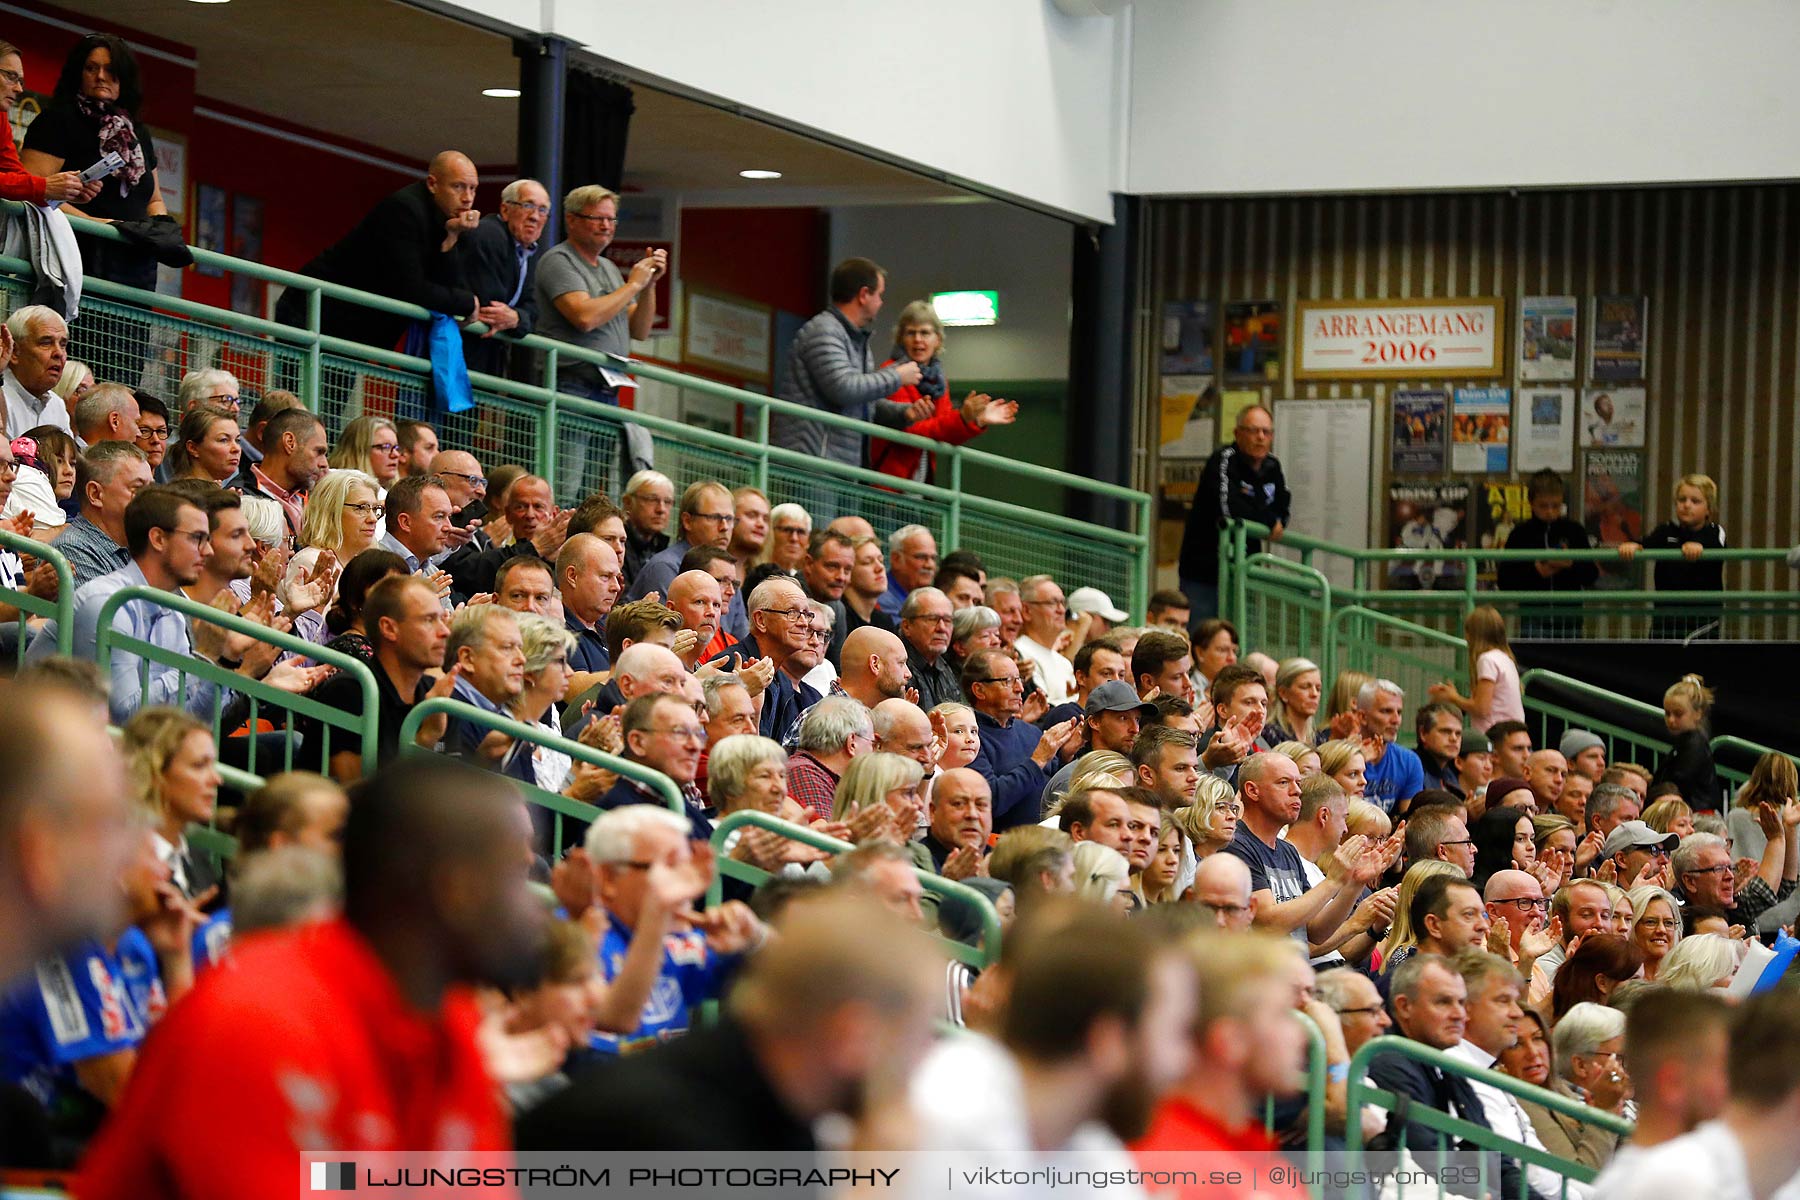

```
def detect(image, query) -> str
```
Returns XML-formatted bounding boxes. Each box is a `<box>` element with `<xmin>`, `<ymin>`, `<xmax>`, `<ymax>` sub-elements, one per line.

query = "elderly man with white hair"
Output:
<box><xmin>880</xmin><ymin>523</ymin><xmax>938</xmax><ymax>618</ymax></box>
<box><xmin>1014</xmin><ymin>574</ymin><xmax>1076</xmax><ymax>706</ymax></box>
<box><xmin>3</xmin><ymin>305</ymin><xmax>71</xmax><ymax>437</ymax></box>
<box><xmin>1357</xmin><ymin>677</ymin><xmax>1425</xmax><ymax>813</ymax></box>
<box><xmin>786</xmin><ymin>695</ymin><xmax>872</xmax><ymax>822</ymax></box>
<box><xmin>71</xmin><ymin>382</ymin><xmax>141</xmax><ymax>449</ymax></box>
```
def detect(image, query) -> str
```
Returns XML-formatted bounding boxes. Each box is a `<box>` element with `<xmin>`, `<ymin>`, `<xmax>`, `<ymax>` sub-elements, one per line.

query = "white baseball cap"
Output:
<box><xmin>1067</xmin><ymin>586</ymin><xmax>1128</xmax><ymax>624</ymax></box>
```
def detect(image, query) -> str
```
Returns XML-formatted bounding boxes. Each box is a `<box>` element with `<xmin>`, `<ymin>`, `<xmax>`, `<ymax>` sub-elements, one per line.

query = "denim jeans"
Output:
<box><xmin>556</xmin><ymin>376</ymin><xmax>619</xmax><ymax>502</ymax></box>
<box><xmin>1180</xmin><ymin>578</ymin><xmax>1221</xmax><ymax>624</ymax></box>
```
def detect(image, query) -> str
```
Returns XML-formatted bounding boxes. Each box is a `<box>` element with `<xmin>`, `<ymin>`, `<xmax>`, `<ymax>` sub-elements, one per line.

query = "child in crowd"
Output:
<box><xmin>1497</xmin><ymin>469</ymin><xmax>1597</xmax><ymax>639</ymax></box>
<box><xmin>1620</xmin><ymin>473</ymin><xmax>1726</xmax><ymax>640</ymax></box>
<box><xmin>1429</xmin><ymin>604</ymin><xmax>1525</xmax><ymax>733</ymax></box>
<box><xmin>1651</xmin><ymin>674</ymin><xmax>1722</xmax><ymax>813</ymax></box>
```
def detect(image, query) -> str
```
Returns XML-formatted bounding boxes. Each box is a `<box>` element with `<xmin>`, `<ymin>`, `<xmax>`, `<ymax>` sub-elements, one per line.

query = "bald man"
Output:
<box><xmin>871</xmin><ymin>698</ymin><xmax>934</xmax><ymax>771</ymax></box>
<box><xmin>1191</xmin><ymin>853</ymin><xmax>1256</xmax><ymax>930</ymax></box>
<box><xmin>838</xmin><ymin>625</ymin><xmax>912</xmax><ymax>710</ymax></box>
<box><xmin>924</xmin><ymin>768</ymin><xmax>993</xmax><ymax>880</ymax></box>
<box><xmin>278</xmin><ymin>149</ymin><xmax>483</xmax><ymax>349</ymax></box>
<box><xmin>826</xmin><ymin>515</ymin><xmax>876</xmax><ymax>541</ymax></box>
<box><xmin>666</xmin><ymin>569</ymin><xmax>724</xmax><ymax>669</ymax></box>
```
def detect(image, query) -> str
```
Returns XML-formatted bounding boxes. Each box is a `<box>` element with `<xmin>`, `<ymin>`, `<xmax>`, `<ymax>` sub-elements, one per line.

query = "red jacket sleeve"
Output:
<box><xmin>0</xmin><ymin>120</ymin><xmax>48</xmax><ymax>206</ymax></box>
<box><xmin>907</xmin><ymin>392</ymin><xmax>982</xmax><ymax>446</ymax></box>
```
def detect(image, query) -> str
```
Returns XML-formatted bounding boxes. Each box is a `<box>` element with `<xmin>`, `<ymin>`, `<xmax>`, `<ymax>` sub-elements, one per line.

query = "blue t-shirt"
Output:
<box><xmin>1362</xmin><ymin>743</ymin><xmax>1425</xmax><ymax>813</ymax></box>
<box><xmin>192</xmin><ymin>909</ymin><xmax>234</xmax><ymax>973</ymax></box>
<box><xmin>588</xmin><ymin>915</ymin><xmax>736</xmax><ymax>1055</ymax></box>
<box><xmin>0</xmin><ymin>929</ymin><xmax>164</xmax><ymax>1109</ymax></box>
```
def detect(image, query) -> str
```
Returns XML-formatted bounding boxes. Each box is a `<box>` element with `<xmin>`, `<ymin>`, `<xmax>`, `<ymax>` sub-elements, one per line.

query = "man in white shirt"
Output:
<box><xmin>3</xmin><ymin>305</ymin><xmax>72</xmax><ymax>438</ymax></box>
<box><xmin>1014</xmin><ymin>574</ymin><xmax>1075</xmax><ymax>705</ymax></box>
<box><xmin>1446</xmin><ymin>949</ymin><xmax>1584</xmax><ymax>1200</ymax></box>
<box><xmin>1593</xmin><ymin>988</ymin><xmax>1800</xmax><ymax>1200</ymax></box>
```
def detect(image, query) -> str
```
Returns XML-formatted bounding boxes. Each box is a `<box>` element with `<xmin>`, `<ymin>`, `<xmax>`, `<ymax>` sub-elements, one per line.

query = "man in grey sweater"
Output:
<box><xmin>772</xmin><ymin>257</ymin><xmax>930</xmax><ymax>468</ymax></box>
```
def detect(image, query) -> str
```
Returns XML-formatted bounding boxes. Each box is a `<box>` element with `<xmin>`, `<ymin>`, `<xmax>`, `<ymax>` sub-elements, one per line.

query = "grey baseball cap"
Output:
<box><xmin>1084</xmin><ymin>680</ymin><xmax>1159</xmax><ymax>719</ymax></box>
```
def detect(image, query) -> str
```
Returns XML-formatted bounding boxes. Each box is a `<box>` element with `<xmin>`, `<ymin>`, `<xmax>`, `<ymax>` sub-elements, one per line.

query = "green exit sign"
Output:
<box><xmin>931</xmin><ymin>290</ymin><xmax>999</xmax><ymax>327</ymax></box>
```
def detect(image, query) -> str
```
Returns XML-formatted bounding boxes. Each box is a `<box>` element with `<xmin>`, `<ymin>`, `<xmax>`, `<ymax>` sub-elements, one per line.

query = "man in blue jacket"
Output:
<box><xmin>961</xmin><ymin>647</ymin><xmax>1080</xmax><ymax>831</ymax></box>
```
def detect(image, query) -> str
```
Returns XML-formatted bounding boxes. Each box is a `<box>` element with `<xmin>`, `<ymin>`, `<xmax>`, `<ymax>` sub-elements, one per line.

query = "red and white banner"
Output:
<box><xmin>1296</xmin><ymin>298</ymin><xmax>1504</xmax><ymax>379</ymax></box>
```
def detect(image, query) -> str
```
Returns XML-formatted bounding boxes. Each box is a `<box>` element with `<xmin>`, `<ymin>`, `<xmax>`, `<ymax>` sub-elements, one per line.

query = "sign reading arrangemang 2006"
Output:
<box><xmin>1296</xmin><ymin>297</ymin><xmax>1505</xmax><ymax>379</ymax></box>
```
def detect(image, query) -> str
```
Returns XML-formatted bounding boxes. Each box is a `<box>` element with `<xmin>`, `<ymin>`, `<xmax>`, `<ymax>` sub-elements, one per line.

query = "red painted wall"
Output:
<box><xmin>679</xmin><ymin>207</ymin><xmax>825</xmax><ymax>318</ymax></box>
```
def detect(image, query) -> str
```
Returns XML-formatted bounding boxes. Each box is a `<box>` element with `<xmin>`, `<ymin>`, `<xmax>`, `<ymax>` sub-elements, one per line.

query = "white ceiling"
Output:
<box><xmin>47</xmin><ymin>0</ymin><xmax>972</xmax><ymax>203</ymax></box>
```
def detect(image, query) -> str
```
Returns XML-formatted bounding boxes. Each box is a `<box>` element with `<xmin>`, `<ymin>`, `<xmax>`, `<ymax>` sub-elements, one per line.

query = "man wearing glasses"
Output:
<box><xmin>1176</xmin><ymin>402</ymin><xmax>1290</xmax><ymax>622</ymax></box>
<box><xmin>1013</xmin><ymin>574</ymin><xmax>1075</xmax><ymax>706</ymax></box>
<box><xmin>534</xmin><ymin>183</ymin><xmax>666</xmax><ymax>498</ymax></box>
<box><xmin>452</xmin><ymin>178</ymin><xmax>548</xmax><ymax>378</ymax></box>
<box><xmin>1672</xmin><ymin>825</ymin><xmax>1797</xmax><ymax>939</ymax></box>
<box><xmin>1482</xmin><ymin>870</ymin><xmax>1557</xmax><ymax>976</ymax></box>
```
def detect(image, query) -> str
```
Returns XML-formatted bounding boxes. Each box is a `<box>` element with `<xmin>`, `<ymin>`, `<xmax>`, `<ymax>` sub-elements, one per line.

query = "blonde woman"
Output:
<box><xmin>168</xmin><ymin>403</ymin><xmax>241</xmax><ymax>484</ymax></box>
<box><xmin>511</xmin><ymin>612</ymin><xmax>577</xmax><ymax>793</ymax></box>
<box><xmin>708</xmin><ymin>733</ymin><xmax>829</xmax><ymax>875</ymax></box>
<box><xmin>1073</xmin><ymin>841</ymin><xmax>1133</xmax><ymax>912</ymax></box>
<box><xmin>51</xmin><ymin>359</ymin><xmax>93</xmax><ymax>404</ymax></box>
<box><xmin>1428</xmin><ymin>604</ymin><xmax>1524</xmax><ymax>732</ymax></box>
<box><xmin>1176</xmin><ymin>773</ymin><xmax>1241</xmax><ymax>860</ymax></box>
<box><xmin>832</xmin><ymin>751</ymin><xmax>930</xmax><ymax>871</ymax></box>
<box><xmin>1626</xmin><ymin>885</ymin><xmax>1682</xmax><ymax>980</ymax></box>
<box><xmin>1658</xmin><ymin>933</ymin><xmax>1742</xmax><ymax>992</ymax></box>
<box><xmin>1270</xmin><ymin>739</ymin><xmax>1321</xmax><ymax>777</ymax></box>
<box><xmin>1641</xmin><ymin>796</ymin><xmax>1694</xmax><ymax>839</ymax></box>
<box><xmin>284</xmin><ymin>469</ymin><xmax>378</xmax><ymax>641</ymax></box>
<box><xmin>123</xmin><ymin>707</ymin><xmax>223</xmax><ymax>901</ymax></box>
<box><xmin>1321</xmin><ymin>669</ymin><xmax>1372</xmax><ymax>744</ymax></box>
<box><xmin>1376</xmin><ymin>859</ymin><xmax>1465</xmax><ymax>975</ymax></box>
<box><xmin>329</xmin><ymin>415</ymin><xmax>402</xmax><ymax>541</ymax></box>
<box><xmin>1267</xmin><ymin>657</ymin><xmax>1323</xmax><ymax>743</ymax></box>
<box><xmin>1318</xmin><ymin>737</ymin><xmax>1368</xmax><ymax>801</ymax></box>
<box><xmin>1727</xmin><ymin>751</ymin><xmax>1797</xmax><ymax>880</ymax></box>
<box><xmin>1345</xmin><ymin>799</ymin><xmax>1393</xmax><ymax>841</ymax></box>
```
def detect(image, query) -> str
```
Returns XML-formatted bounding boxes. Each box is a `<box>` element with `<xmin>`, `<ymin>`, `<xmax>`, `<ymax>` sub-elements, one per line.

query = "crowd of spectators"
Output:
<box><xmin>1</xmin><ymin>106</ymin><xmax>1798</xmax><ymax>1200</ymax></box>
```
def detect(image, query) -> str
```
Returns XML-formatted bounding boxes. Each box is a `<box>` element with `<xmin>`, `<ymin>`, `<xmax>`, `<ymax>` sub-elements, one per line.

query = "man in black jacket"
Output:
<box><xmin>275</xmin><ymin>151</ymin><xmax>485</xmax><ymax>351</ymax></box>
<box><xmin>1177</xmin><ymin>403</ymin><xmax>1290</xmax><ymax>622</ymax></box>
<box><xmin>515</xmin><ymin>892</ymin><xmax>940</xmax><ymax>1149</ymax></box>
<box><xmin>452</xmin><ymin>178</ymin><xmax>547</xmax><ymax>378</ymax></box>
<box><xmin>1370</xmin><ymin>953</ymin><xmax>1544</xmax><ymax>1200</ymax></box>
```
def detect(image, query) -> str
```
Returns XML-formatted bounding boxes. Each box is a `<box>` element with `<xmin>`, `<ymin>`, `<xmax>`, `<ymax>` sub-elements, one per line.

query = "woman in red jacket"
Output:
<box><xmin>0</xmin><ymin>41</ymin><xmax>100</xmax><ymax>205</ymax></box>
<box><xmin>869</xmin><ymin>299</ymin><xmax>1018</xmax><ymax>482</ymax></box>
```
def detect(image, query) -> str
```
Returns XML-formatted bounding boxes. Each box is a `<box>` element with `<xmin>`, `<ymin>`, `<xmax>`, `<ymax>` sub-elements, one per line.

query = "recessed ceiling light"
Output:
<box><xmin>482</xmin><ymin>87</ymin><xmax>522</xmax><ymax>99</ymax></box>
<box><xmin>739</xmin><ymin>169</ymin><xmax>782</xmax><ymax>180</ymax></box>
<box><xmin>186</xmin><ymin>0</ymin><xmax>231</xmax><ymax>5</ymax></box>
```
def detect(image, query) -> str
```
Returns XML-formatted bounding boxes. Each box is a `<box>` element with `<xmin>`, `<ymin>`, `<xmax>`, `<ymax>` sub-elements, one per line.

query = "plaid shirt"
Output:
<box><xmin>787</xmin><ymin>750</ymin><xmax>841</xmax><ymax>822</ymax></box>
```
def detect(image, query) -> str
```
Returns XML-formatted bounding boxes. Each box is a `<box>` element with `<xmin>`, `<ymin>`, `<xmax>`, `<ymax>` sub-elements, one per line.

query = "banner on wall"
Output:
<box><xmin>1160</xmin><ymin>301</ymin><xmax>1216</xmax><ymax>374</ymax></box>
<box><xmin>1272</xmin><ymin>398</ymin><xmax>1372</xmax><ymax>590</ymax></box>
<box><xmin>1452</xmin><ymin>386</ymin><xmax>1511</xmax><ymax>473</ymax></box>
<box><xmin>1222</xmin><ymin>301</ymin><xmax>1282</xmax><ymax>381</ymax></box>
<box><xmin>1158</xmin><ymin>458</ymin><xmax>1206</xmax><ymax>567</ymax></box>
<box><xmin>1580</xmin><ymin>387</ymin><xmax>1646</xmax><ymax>447</ymax></box>
<box><xmin>1589</xmin><ymin>295</ymin><xmax>1649</xmax><ymax>381</ymax></box>
<box><xmin>682</xmin><ymin>289</ymin><xmax>772</xmax><ymax>381</ymax></box>
<box><xmin>1473</xmin><ymin>480</ymin><xmax>1531</xmax><ymax>588</ymax></box>
<box><xmin>1159</xmin><ymin>375</ymin><xmax>1217</xmax><ymax>458</ymax></box>
<box><xmin>1584</xmin><ymin>449</ymin><xmax>1646</xmax><ymax>589</ymax></box>
<box><xmin>1514</xmin><ymin>387</ymin><xmax>1575</xmax><ymax>472</ymax></box>
<box><xmin>1518</xmin><ymin>295</ymin><xmax>1577</xmax><ymax>381</ymax></box>
<box><xmin>1391</xmin><ymin>388</ymin><xmax>1449</xmax><ymax>474</ymax></box>
<box><xmin>1387</xmin><ymin>480</ymin><xmax>1470</xmax><ymax>591</ymax></box>
<box><xmin>1295</xmin><ymin>297</ymin><xmax>1504</xmax><ymax>379</ymax></box>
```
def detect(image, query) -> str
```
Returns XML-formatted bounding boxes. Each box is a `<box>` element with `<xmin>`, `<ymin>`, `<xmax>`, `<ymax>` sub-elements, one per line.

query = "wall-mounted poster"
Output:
<box><xmin>1223</xmin><ymin>300</ymin><xmax>1282</xmax><ymax>381</ymax></box>
<box><xmin>194</xmin><ymin>184</ymin><xmax>226</xmax><ymax>279</ymax></box>
<box><xmin>1160</xmin><ymin>301</ymin><xmax>1216</xmax><ymax>374</ymax></box>
<box><xmin>1590</xmin><ymin>295</ymin><xmax>1649</xmax><ymax>381</ymax></box>
<box><xmin>1473</xmin><ymin>480</ymin><xmax>1531</xmax><ymax>589</ymax></box>
<box><xmin>1220</xmin><ymin>389</ymin><xmax>1262</xmax><ymax>444</ymax></box>
<box><xmin>1518</xmin><ymin>295</ymin><xmax>1577</xmax><ymax>381</ymax></box>
<box><xmin>1387</xmin><ymin>480</ymin><xmax>1470</xmax><ymax>591</ymax></box>
<box><xmin>1584</xmin><ymin>449</ymin><xmax>1646</xmax><ymax>589</ymax></box>
<box><xmin>1452</xmin><ymin>386</ymin><xmax>1511</xmax><ymax>473</ymax></box>
<box><xmin>1158</xmin><ymin>458</ymin><xmax>1206</xmax><ymax>567</ymax></box>
<box><xmin>1580</xmin><ymin>387</ymin><xmax>1646</xmax><ymax>448</ymax></box>
<box><xmin>229</xmin><ymin>195</ymin><xmax>264</xmax><ymax>317</ymax></box>
<box><xmin>1295</xmin><ymin>297</ymin><xmax>1504</xmax><ymax>379</ymax></box>
<box><xmin>1391</xmin><ymin>388</ymin><xmax>1449</xmax><ymax>473</ymax></box>
<box><xmin>1514</xmin><ymin>387</ymin><xmax>1575</xmax><ymax>472</ymax></box>
<box><xmin>1159</xmin><ymin>375</ymin><xmax>1217</xmax><ymax>458</ymax></box>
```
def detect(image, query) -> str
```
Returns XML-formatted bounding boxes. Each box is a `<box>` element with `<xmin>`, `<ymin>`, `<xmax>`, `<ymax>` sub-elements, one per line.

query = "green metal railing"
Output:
<box><xmin>1258</xmin><ymin>1011</ymin><xmax>1328</xmax><ymax>1197</ymax></box>
<box><xmin>0</xmin><ymin>530</ymin><xmax>72</xmax><ymax>666</ymax></box>
<box><xmin>398</xmin><ymin>696</ymin><xmax>683</xmax><ymax>854</ymax></box>
<box><xmin>93</xmin><ymin>585</ymin><xmax>378</xmax><ymax>774</ymax></box>
<box><xmin>706</xmin><ymin>809</ymin><xmax>1001</xmax><ymax>969</ymax></box>
<box><xmin>1346</xmin><ymin>1036</ymin><xmax>1632</xmax><ymax>1199</ymax></box>
<box><xmin>2</xmin><ymin>204</ymin><xmax>1152</xmax><ymax>615</ymax></box>
<box><xmin>1221</xmin><ymin>520</ymin><xmax>1796</xmax><ymax>643</ymax></box>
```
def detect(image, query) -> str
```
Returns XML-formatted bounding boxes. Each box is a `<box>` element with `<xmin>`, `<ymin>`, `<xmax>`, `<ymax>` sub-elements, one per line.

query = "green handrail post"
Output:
<box><xmin>0</xmin><ymin>530</ymin><xmax>73</xmax><ymax>660</ymax></box>
<box><xmin>752</xmin><ymin>404</ymin><xmax>771</xmax><ymax>493</ymax></box>
<box><xmin>397</xmin><ymin>695</ymin><xmax>684</xmax><ymax>813</ymax></box>
<box><xmin>93</xmin><ymin>585</ymin><xmax>380</xmax><ymax>774</ymax></box>
<box><xmin>944</xmin><ymin>448</ymin><xmax>963</xmax><ymax>550</ymax></box>
<box><xmin>541</xmin><ymin>344</ymin><xmax>560</xmax><ymax>489</ymax></box>
<box><xmin>1298</xmin><ymin>1010</ymin><xmax>1326</xmax><ymax>1197</ymax></box>
<box><xmin>705</xmin><ymin>809</ymin><xmax>1001</xmax><ymax>969</ymax></box>
<box><xmin>303</xmin><ymin>286</ymin><xmax>322</xmax><ymax>409</ymax></box>
<box><xmin>1134</xmin><ymin>491</ymin><xmax>1154</xmax><ymax>620</ymax></box>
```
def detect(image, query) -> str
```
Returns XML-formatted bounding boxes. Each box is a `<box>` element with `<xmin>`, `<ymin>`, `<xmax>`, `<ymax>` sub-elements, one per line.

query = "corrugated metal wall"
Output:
<box><xmin>1143</xmin><ymin>187</ymin><xmax>1799</xmax><ymax>608</ymax></box>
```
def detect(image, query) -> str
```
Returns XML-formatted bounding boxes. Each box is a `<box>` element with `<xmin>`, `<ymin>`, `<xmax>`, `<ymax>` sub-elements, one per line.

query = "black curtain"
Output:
<box><xmin>560</xmin><ymin>71</ymin><xmax>634</xmax><ymax>191</ymax></box>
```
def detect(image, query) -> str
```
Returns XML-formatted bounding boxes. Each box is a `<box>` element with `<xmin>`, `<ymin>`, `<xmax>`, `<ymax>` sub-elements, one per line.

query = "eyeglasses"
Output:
<box><xmin>1637</xmin><ymin>917</ymin><xmax>1680</xmax><ymax>930</ymax></box>
<box><xmin>651</xmin><ymin>726</ymin><xmax>707</xmax><ymax>743</ymax></box>
<box><xmin>136</xmin><ymin>426</ymin><xmax>169</xmax><ymax>442</ymax></box>
<box><xmin>975</xmin><ymin>675</ymin><xmax>1023</xmax><ymax>687</ymax></box>
<box><xmin>438</xmin><ymin>470</ymin><xmax>486</xmax><ymax>488</ymax></box>
<box><xmin>504</xmin><ymin>201</ymin><xmax>551</xmax><ymax>217</ymax></box>
<box><xmin>370</xmin><ymin>442</ymin><xmax>400</xmax><ymax>455</ymax></box>
<box><xmin>344</xmin><ymin>503</ymin><xmax>385</xmax><ymax>517</ymax></box>
<box><xmin>693</xmin><ymin>512</ymin><xmax>736</xmax><ymax>524</ymax></box>
<box><xmin>159</xmin><ymin>527</ymin><xmax>210</xmax><ymax>549</ymax></box>
<box><xmin>0</xmin><ymin>69</ymin><xmax>23</xmax><ymax>88</ymax></box>
<box><xmin>570</xmin><ymin>212</ymin><xmax>618</xmax><ymax>226</ymax></box>
<box><xmin>761</xmin><ymin>607</ymin><xmax>809</xmax><ymax>621</ymax></box>
<box><xmin>1334</xmin><ymin>1005</ymin><xmax>1386</xmax><ymax>1017</ymax></box>
<box><xmin>775</xmin><ymin>524</ymin><xmax>810</xmax><ymax>536</ymax></box>
<box><xmin>1438</xmin><ymin>837</ymin><xmax>1475</xmax><ymax>847</ymax></box>
<box><xmin>1195</xmin><ymin>900</ymin><xmax>1252</xmax><ymax>916</ymax></box>
<box><xmin>1027</xmin><ymin>598</ymin><xmax>1067</xmax><ymax>609</ymax></box>
<box><xmin>1493</xmin><ymin>897</ymin><xmax>1551</xmax><ymax>912</ymax></box>
<box><xmin>908</xmin><ymin>614</ymin><xmax>953</xmax><ymax>625</ymax></box>
<box><xmin>1683</xmin><ymin>864</ymin><xmax>1733</xmax><ymax>878</ymax></box>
